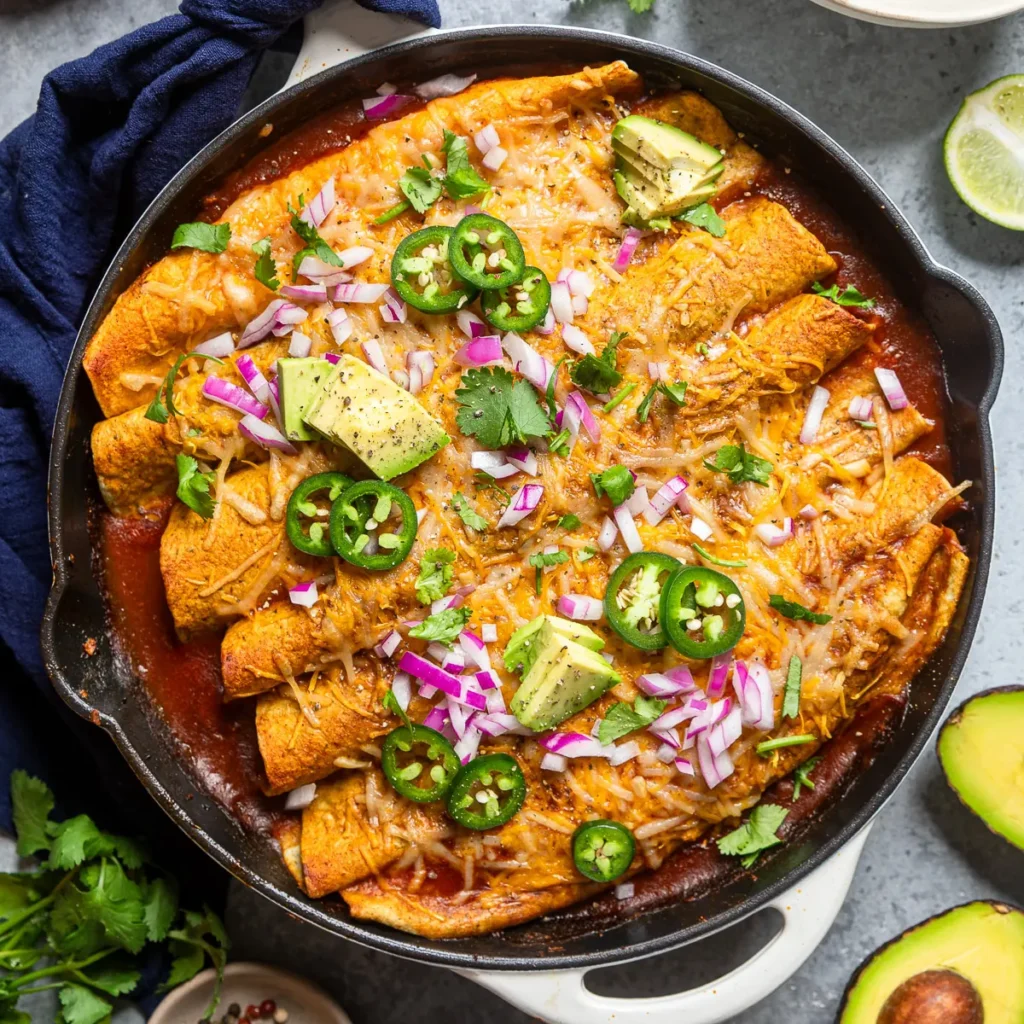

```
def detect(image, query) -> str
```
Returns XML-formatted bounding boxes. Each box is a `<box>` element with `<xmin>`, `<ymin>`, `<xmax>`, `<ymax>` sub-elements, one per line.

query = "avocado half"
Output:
<box><xmin>838</xmin><ymin>901</ymin><xmax>1024</xmax><ymax>1023</ymax></box>
<box><xmin>938</xmin><ymin>686</ymin><xmax>1024</xmax><ymax>851</ymax></box>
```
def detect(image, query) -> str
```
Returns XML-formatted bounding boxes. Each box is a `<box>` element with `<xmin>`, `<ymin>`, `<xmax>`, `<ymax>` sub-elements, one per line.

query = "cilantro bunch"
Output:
<box><xmin>0</xmin><ymin>772</ymin><xmax>229</xmax><ymax>1024</ymax></box>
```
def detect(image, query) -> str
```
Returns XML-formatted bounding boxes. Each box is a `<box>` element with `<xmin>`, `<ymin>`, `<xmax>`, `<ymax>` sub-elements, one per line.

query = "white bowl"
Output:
<box><xmin>810</xmin><ymin>0</ymin><xmax>1024</xmax><ymax>26</ymax></box>
<box><xmin>149</xmin><ymin>962</ymin><xmax>351</xmax><ymax>1024</ymax></box>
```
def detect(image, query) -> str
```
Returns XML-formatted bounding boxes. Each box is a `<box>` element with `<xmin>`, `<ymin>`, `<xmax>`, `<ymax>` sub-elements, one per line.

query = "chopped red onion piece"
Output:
<box><xmin>625</xmin><ymin>484</ymin><xmax>650</xmax><ymax>519</ymax></box>
<box><xmin>608</xmin><ymin>740</ymin><xmax>640</xmax><ymax>766</ymax></box>
<box><xmin>193</xmin><ymin>332</ymin><xmax>235</xmax><ymax>358</ymax></box>
<box><xmin>374</xmin><ymin>629</ymin><xmax>402</xmax><ymax>659</ymax></box>
<box><xmin>398</xmin><ymin>652</ymin><xmax>487</xmax><ymax>710</ymax></box>
<box><xmin>615</xmin><ymin>881</ymin><xmax>635</xmax><ymax>900</ymax></box>
<box><xmin>287</xmin><ymin>332</ymin><xmax>313</xmax><ymax>358</ymax></box>
<box><xmin>415</xmin><ymin>73</ymin><xmax>477</xmax><ymax>100</ymax></box>
<box><xmin>645</xmin><ymin>476</ymin><xmax>689</xmax><ymax>526</ymax></box>
<box><xmin>597</xmin><ymin>516</ymin><xmax>618</xmax><ymax>552</ymax></box>
<box><xmin>497</xmin><ymin>483</ymin><xmax>543</xmax><ymax>528</ymax></box>
<box><xmin>422</xmin><ymin>704</ymin><xmax>449</xmax><ymax>734</ymax></box>
<box><xmin>674</xmin><ymin>756</ymin><xmax>696</xmax><ymax>777</ymax></box>
<box><xmin>799</xmin><ymin>385</ymin><xmax>830</xmax><ymax>444</ymax></box>
<box><xmin>240</xmin><ymin>299</ymin><xmax>287</xmax><ymax>348</ymax></box>
<box><xmin>459</xmin><ymin>632</ymin><xmax>491</xmax><ymax>671</ymax></box>
<box><xmin>571</xmin><ymin>293</ymin><xmax>588</xmax><ymax>317</ymax></box>
<box><xmin>235</xmin><ymin>354</ymin><xmax>271</xmax><ymax>405</ymax></box>
<box><xmin>338</xmin><ymin>246</ymin><xmax>374</xmax><ymax>269</ymax></box>
<box><xmin>298</xmin><ymin>177</ymin><xmax>336</xmax><ymax>229</ymax></box>
<box><xmin>455</xmin><ymin>335</ymin><xmax>504</xmax><ymax>366</ymax></box>
<box><xmin>690</xmin><ymin>516</ymin><xmax>713</xmax><ymax>542</ymax></box>
<box><xmin>455</xmin><ymin>725</ymin><xmax>483</xmax><ymax>764</ymax></box>
<box><xmin>280</xmin><ymin>282</ymin><xmax>328</xmax><ymax>303</ymax></box>
<box><xmin>549</xmin><ymin>281</ymin><xmax>574</xmax><ymax>324</ymax></box>
<box><xmin>269</xmin><ymin>303</ymin><xmax>308</xmax><ymax>337</ymax></box>
<box><xmin>535</xmin><ymin>307</ymin><xmax>556</xmax><ymax>336</ymax></box>
<box><xmin>754</xmin><ymin>519</ymin><xmax>794</xmax><ymax>547</ymax></box>
<box><xmin>565</xmin><ymin>391</ymin><xmax>600</xmax><ymax>441</ymax></box>
<box><xmin>379</xmin><ymin>288</ymin><xmax>407</xmax><ymax>324</ymax></box>
<box><xmin>697</xmin><ymin>735</ymin><xmax>734</xmax><ymax>788</ymax></box>
<box><xmin>874</xmin><ymin>367</ymin><xmax>909</xmax><ymax>410</ymax></box>
<box><xmin>612</xmin><ymin>227</ymin><xmax>643</xmax><ymax>273</ymax></box>
<box><xmin>361</xmin><ymin>339</ymin><xmax>388</xmax><ymax>375</ymax></box>
<box><xmin>389</xmin><ymin>673</ymin><xmax>411</xmax><ymax>712</ymax></box>
<box><xmin>481</xmin><ymin>624</ymin><xmax>498</xmax><ymax>643</ymax></box>
<box><xmin>362</xmin><ymin>93</ymin><xmax>412</xmax><ymax>118</ymax></box>
<box><xmin>238</xmin><ymin>413</ymin><xmax>297</xmax><ymax>453</ymax></box>
<box><xmin>666</xmin><ymin>666</ymin><xmax>698</xmax><ymax>691</ymax></box>
<box><xmin>656</xmin><ymin>743</ymin><xmax>677</xmax><ymax>764</ymax></box>
<box><xmin>557</xmin><ymin>594</ymin><xmax>603</xmax><ymax>621</ymax></box>
<box><xmin>288</xmin><ymin>580</ymin><xmax>318</xmax><ymax>608</ymax></box>
<box><xmin>471</xmin><ymin>450</ymin><xmax>517</xmax><ymax>479</ymax></box>
<box><xmin>202</xmin><ymin>376</ymin><xmax>269</xmax><ymax>419</ymax></box>
<box><xmin>457</xmin><ymin>309</ymin><xmax>487</xmax><ymax>338</ymax></box>
<box><xmin>326</xmin><ymin>307</ymin><xmax>352</xmax><ymax>346</ymax></box>
<box><xmin>848</xmin><ymin>395</ymin><xmax>874</xmax><ymax>420</ymax></box>
<box><xmin>561</xmin><ymin>324</ymin><xmax>594</xmax><ymax>356</ymax></box>
<box><xmin>431</xmin><ymin>594</ymin><xmax>463</xmax><ymax>616</ymax></box>
<box><xmin>638</xmin><ymin>672</ymin><xmax>691</xmax><ymax>699</ymax></box>
<box><xmin>406</xmin><ymin>350</ymin><xmax>435</xmax><ymax>395</ymax></box>
<box><xmin>474</xmin><ymin>670</ymin><xmax>499</xmax><ymax>692</ymax></box>
<box><xmin>565</xmin><ymin>270</ymin><xmax>595</xmax><ymax>298</ymax></box>
<box><xmin>540</xmin><ymin>732</ymin><xmax>605</xmax><ymax>758</ymax></box>
<box><xmin>376</xmin><ymin>82</ymin><xmax>397</xmax><ymax>96</ymax></box>
<box><xmin>482</xmin><ymin>147</ymin><xmax>508</xmax><ymax>171</ymax></box>
<box><xmin>708</xmin><ymin>654</ymin><xmax>733</xmax><ymax>698</ymax></box>
<box><xmin>284</xmin><ymin>783</ymin><xmax>317</xmax><ymax>810</ymax></box>
<box><xmin>297</xmin><ymin>255</ymin><xmax>351</xmax><ymax>284</ymax></box>
<box><xmin>474</xmin><ymin>124</ymin><xmax>500</xmax><ymax>153</ymax></box>
<box><xmin>333</xmin><ymin>282</ymin><xmax>390</xmax><ymax>304</ymax></box>
<box><xmin>738</xmin><ymin>660</ymin><xmax>775</xmax><ymax>731</ymax></box>
<box><xmin>648</xmin><ymin>361</ymin><xmax>667</xmax><ymax>381</ymax></box>
<box><xmin>613</xmin><ymin>504</ymin><xmax>643</xmax><ymax>554</ymax></box>
<box><xmin>540</xmin><ymin>752</ymin><xmax>568</xmax><ymax>772</ymax></box>
<box><xmin>505</xmin><ymin>448</ymin><xmax>538</xmax><ymax>475</ymax></box>
<box><xmin>442</xmin><ymin>649</ymin><xmax>467</xmax><ymax>675</ymax></box>
<box><xmin>502</xmin><ymin>332</ymin><xmax>553</xmax><ymax>391</ymax></box>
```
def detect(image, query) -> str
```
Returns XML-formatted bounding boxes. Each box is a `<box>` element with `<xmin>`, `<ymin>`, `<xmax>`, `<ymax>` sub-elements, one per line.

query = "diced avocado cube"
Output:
<box><xmin>302</xmin><ymin>354</ymin><xmax>449</xmax><ymax>480</ymax></box>
<box><xmin>612</xmin><ymin>115</ymin><xmax>723</xmax><ymax>173</ymax></box>
<box><xmin>278</xmin><ymin>357</ymin><xmax>333</xmax><ymax>441</ymax></box>
<box><xmin>503</xmin><ymin>614</ymin><xmax>605</xmax><ymax>675</ymax></box>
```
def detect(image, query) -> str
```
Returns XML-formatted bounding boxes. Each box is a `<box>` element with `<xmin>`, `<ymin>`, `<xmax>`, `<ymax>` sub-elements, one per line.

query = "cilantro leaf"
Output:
<box><xmin>175</xmin><ymin>455</ymin><xmax>216</xmax><ymax>520</ymax></box>
<box><xmin>528</xmin><ymin>549</ymin><xmax>569</xmax><ymax>594</ymax></box>
<box><xmin>58</xmin><ymin>983</ymin><xmax>112</xmax><ymax>1024</ymax></box>
<box><xmin>636</xmin><ymin>384</ymin><xmax>659</xmax><ymax>424</ymax></box>
<box><xmin>769</xmin><ymin>595</ymin><xmax>832</xmax><ymax>625</ymax></box>
<box><xmin>792</xmin><ymin>755</ymin><xmax>822</xmax><ymax>800</ymax></box>
<box><xmin>598</xmin><ymin>696</ymin><xmax>666</xmax><ymax>745</ymax></box>
<box><xmin>252</xmin><ymin>236</ymin><xmax>279</xmax><ymax>291</ymax></box>
<box><xmin>455</xmin><ymin>367</ymin><xmax>550</xmax><ymax>449</ymax></box>
<box><xmin>289</xmin><ymin>201</ymin><xmax>343</xmax><ymax>277</ymax></box>
<box><xmin>452</xmin><ymin>492</ymin><xmax>488</xmax><ymax>531</ymax></box>
<box><xmin>163</xmin><ymin>907</ymin><xmax>230</xmax><ymax>1019</ymax></box>
<box><xmin>703</xmin><ymin>442</ymin><xmax>774</xmax><ymax>486</ymax></box>
<box><xmin>559</xmin><ymin>514</ymin><xmax>581</xmax><ymax>530</ymax></box>
<box><xmin>47</xmin><ymin>816</ymin><xmax>113</xmax><ymax>870</ymax></box>
<box><xmin>163</xmin><ymin>943</ymin><xmax>205</xmax><ymax>990</ymax></box>
<box><xmin>142</xmin><ymin>877</ymin><xmax>178</xmax><ymax>943</ymax></box>
<box><xmin>77</xmin><ymin>858</ymin><xmax>148</xmax><ymax>954</ymax></box>
<box><xmin>399</xmin><ymin>166</ymin><xmax>443</xmax><ymax>213</ymax></box>
<box><xmin>442</xmin><ymin>130</ymin><xmax>491</xmax><ymax>200</ymax></box>
<box><xmin>591</xmin><ymin>465</ymin><xmax>635</xmax><ymax>507</ymax></box>
<box><xmin>382</xmin><ymin>689</ymin><xmax>412</xmax><ymax>731</ymax></box>
<box><xmin>80</xmin><ymin>962</ymin><xmax>142</xmax><ymax>997</ymax></box>
<box><xmin>171</xmin><ymin>222</ymin><xmax>230</xmax><ymax>254</ymax></box>
<box><xmin>11</xmin><ymin>771</ymin><xmax>54</xmax><ymax>857</ymax></box>
<box><xmin>659</xmin><ymin>381</ymin><xmax>688</xmax><ymax>405</ymax></box>
<box><xmin>811</xmin><ymin>281</ymin><xmax>875</xmax><ymax>308</ymax></box>
<box><xmin>626</xmin><ymin>0</ymin><xmax>655</xmax><ymax>10</ymax></box>
<box><xmin>144</xmin><ymin>353</ymin><xmax>188</xmax><ymax>424</ymax></box>
<box><xmin>680</xmin><ymin>202</ymin><xmax>726</xmax><ymax>238</ymax></box>
<box><xmin>570</xmin><ymin>331</ymin><xmax>624</xmax><ymax>394</ymax></box>
<box><xmin>409</xmin><ymin>607</ymin><xmax>472</xmax><ymax>647</ymax></box>
<box><xmin>415</xmin><ymin>548</ymin><xmax>456</xmax><ymax>605</ymax></box>
<box><xmin>0</xmin><ymin>872</ymin><xmax>43</xmax><ymax>918</ymax></box>
<box><xmin>717</xmin><ymin>803</ymin><xmax>789</xmax><ymax>862</ymax></box>
<box><xmin>783</xmin><ymin>655</ymin><xmax>803</xmax><ymax>719</ymax></box>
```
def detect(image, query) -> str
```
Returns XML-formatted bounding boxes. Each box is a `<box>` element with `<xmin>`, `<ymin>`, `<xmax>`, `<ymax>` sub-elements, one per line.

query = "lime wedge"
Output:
<box><xmin>944</xmin><ymin>74</ymin><xmax>1024</xmax><ymax>230</ymax></box>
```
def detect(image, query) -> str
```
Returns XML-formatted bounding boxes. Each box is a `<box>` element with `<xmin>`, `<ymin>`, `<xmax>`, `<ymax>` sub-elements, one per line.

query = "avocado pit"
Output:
<box><xmin>877</xmin><ymin>970</ymin><xmax>983</xmax><ymax>1024</ymax></box>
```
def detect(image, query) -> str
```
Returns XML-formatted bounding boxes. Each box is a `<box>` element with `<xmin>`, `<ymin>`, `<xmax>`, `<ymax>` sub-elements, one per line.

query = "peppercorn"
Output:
<box><xmin>260</xmin><ymin>1001</ymin><xmax>276</xmax><ymax>1017</ymax></box>
<box><xmin>245</xmin><ymin>1007</ymin><xmax>260</xmax><ymax>1020</ymax></box>
<box><xmin>228</xmin><ymin>1006</ymin><xmax>241</xmax><ymax>1018</ymax></box>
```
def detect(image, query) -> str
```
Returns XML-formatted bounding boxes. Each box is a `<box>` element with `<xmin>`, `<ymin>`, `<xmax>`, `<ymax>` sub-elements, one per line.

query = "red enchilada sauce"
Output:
<box><xmin>97</xmin><ymin>87</ymin><xmax>957</xmax><ymax>910</ymax></box>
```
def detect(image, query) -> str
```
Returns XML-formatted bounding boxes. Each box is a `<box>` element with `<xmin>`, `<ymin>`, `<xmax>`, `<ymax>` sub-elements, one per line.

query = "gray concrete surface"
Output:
<box><xmin>2</xmin><ymin>0</ymin><xmax>1023</xmax><ymax>1020</ymax></box>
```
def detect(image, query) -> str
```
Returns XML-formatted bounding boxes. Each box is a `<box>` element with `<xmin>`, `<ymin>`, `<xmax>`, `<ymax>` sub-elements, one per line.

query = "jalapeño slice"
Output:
<box><xmin>603</xmin><ymin>552</ymin><xmax>682</xmax><ymax>651</ymax></box>
<box><xmin>449</xmin><ymin>213</ymin><xmax>526</xmax><ymax>290</ymax></box>
<box><xmin>381</xmin><ymin>724</ymin><xmax>460</xmax><ymax>803</ymax></box>
<box><xmin>446</xmin><ymin>753</ymin><xmax>526</xmax><ymax>830</ymax></box>
<box><xmin>286</xmin><ymin>472</ymin><xmax>354</xmax><ymax>557</ymax></box>
<box><xmin>480</xmin><ymin>266</ymin><xmax>551</xmax><ymax>332</ymax></box>
<box><xmin>329</xmin><ymin>480</ymin><xmax>418</xmax><ymax>571</ymax></box>
<box><xmin>571</xmin><ymin>819</ymin><xmax>636</xmax><ymax>882</ymax></box>
<box><xmin>660</xmin><ymin>565</ymin><xmax>746</xmax><ymax>659</ymax></box>
<box><xmin>390</xmin><ymin>225</ymin><xmax>478</xmax><ymax>313</ymax></box>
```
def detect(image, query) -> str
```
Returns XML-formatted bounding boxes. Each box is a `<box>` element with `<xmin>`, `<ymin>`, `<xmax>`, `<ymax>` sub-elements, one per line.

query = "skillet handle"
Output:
<box><xmin>456</xmin><ymin>824</ymin><xmax>871</xmax><ymax>1024</ymax></box>
<box><xmin>284</xmin><ymin>0</ymin><xmax>433</xmax><ymax>90</ymax></box>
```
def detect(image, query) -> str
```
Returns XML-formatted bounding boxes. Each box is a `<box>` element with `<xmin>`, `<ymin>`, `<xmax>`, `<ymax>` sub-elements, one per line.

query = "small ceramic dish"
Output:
<box><xmin>810</xmin><ymin>0</ymin><xmax>1024</xmax><ymax>26</ymax></box>
<box><xmin>148</xmin><ymin>962</ymin><xmax>351</xmax><ymax>1024</ymax></box>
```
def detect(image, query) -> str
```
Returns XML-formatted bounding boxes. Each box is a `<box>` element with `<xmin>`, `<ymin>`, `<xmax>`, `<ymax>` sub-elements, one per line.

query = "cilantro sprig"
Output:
<box><xmin>717</xmin><ymin>802</ymin><xmax>789</xmax><ymax>868</ymax></box>
<box><xmin>570</xmin><ymin>331</ymin><xmax>625</xmax><ymax>395</ymax></box>
<box><xmin>792</xmin><ymin>755</ymin><xmax>822</xmax><ymax>800</ymax></box>
<box><xmin>703</xmin><ymin>442</ymin><xmax>773</xmax><ymax>486</ymax></box>
<box><xmin>252</xmin><ymin>236</ymin><xmax>280</xmax><ymax>291</ymax></box>
<box><xmin>680</xmin><ymin>203</ymin><xmax>726</xmax><ymax>237</ymax></box>
<box><xmin>409</xmin><ymin>606</ymin><xmax>472</xmax><ymax>647</ymax></box>
<box><xmin>175</xmin><ymin>455</ymin><xmax>216</xmax><ymax>520</ymax></box>
<box><xmin>769</xmin><ymin>595</ymin><xmax>832</xmax><ymax>625</ymax></box>
<box><xmin>415</xmin><ymin>548</ymin><xmax>456</xmax><ymax>605</ymax></box>
<box><xmin>598</xmin><ymin>696</ymin><xmax>666</xmax><ymax>745</ymax></box>
<box><xmin>144</xmin><ymin>351</ymin><xmax>223</xmax><ymax>425</ymax></box>
<box><xmin>636</xmin><ymin>380</ymin><xmax>687</xmax><ymax>424</ymax></box>
<box><xmin>811</xmin><ymin>281</ymin><xmax>875</xmax><ymax>309</ymax></box>
<box><xmin>528</xmin><ymin>549</ymin><xmax>569</xmax><ymax>594</ymax></box>
<box><xmin>171</xmin><ymin>222</ymin><xmax>230</xmax><ymax>254</ymax></box>
<box><xmin>591</xmin><ymin>465</ymin><xmax>635</xmax><ymax>507</ymax></box>
<box><xmin>455</xmin><ymin>367</ymin><xmax>550</xmax><ymax>449</ymax></box>
<box><xmin>0</xmin><ymin>771</ymin><xmax>229</xmax><ymax>1024</ymax></box>
<box><xmin>451</xmin><ymin>492</ymin><xmax>489</xmax><ymax>532</ymax></box>
<box><xmin>288</xmin><ymin>198</ymin><xmax>343</xmax><ymax>278</ymax></box>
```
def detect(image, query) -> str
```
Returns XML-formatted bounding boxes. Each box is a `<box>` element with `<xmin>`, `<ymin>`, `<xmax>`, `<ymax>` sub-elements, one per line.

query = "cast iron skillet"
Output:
<box><xmin>43</xmin><ymin>27</ymin><xmax>1001</xmax><ymax>970</ymax></box>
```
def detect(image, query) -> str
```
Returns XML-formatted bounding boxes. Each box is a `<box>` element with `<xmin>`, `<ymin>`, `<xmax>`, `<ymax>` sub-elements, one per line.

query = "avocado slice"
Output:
<box><xmin>510</xmin><ymin>617</ymin><xmax>620</xmax><ymax>732</ymax></box>
<box><xmin>938</xmin><ymin>686</ymin><xmax>1024</xmax><ymax>851</ymax></box>
<box><xmin>302</xmin><ymin>354</ymin><xmax>449</xmax><ymax>480</ymax></box>
<box><xmin>503</xmin><ymin>614</ymin><xmax>605</xmax><ymax>675</ymax></box>
<box><xmin>278</xmin><ymin>357</ymin><xmax>333</xmax><ymax>442</ymax></box>
<box><xmin>611</xmin><ymin>115</ymin><xmax>724</xmax><ymax>222</ymax></box>
<box><xmin>839</xmin><ymin>901</ymin><xmax>1024</xmax><ymax>1023</ymax></box>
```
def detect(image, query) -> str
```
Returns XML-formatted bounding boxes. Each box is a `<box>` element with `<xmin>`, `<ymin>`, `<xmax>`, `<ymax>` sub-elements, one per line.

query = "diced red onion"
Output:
<box><xmin>376</xmin><ymin>82</ymin><xmax>397</xmax><ymax>96</ymax></box>
<box><xmin>754</xmin><ymin>519</ymin><xmax>794</xmax><ymax>547</ymax></box>
<box><xmin>613</xmin><ymin>505</ymin><xmax>643</xmax><ymax>554</ymax></box>
<box><xmin>459</xmin><ymin>632</ymin><xmax>491</xmax><ymax>671</ymax></box>
<box><xmin>597</xmin><ymin>516</ymin><xmax>618</xmax><ymax>552</ymax></box>
<box><xmin>266</xmin><ymin>376</ymin><xmax>281</xmax><ymax>426</ymax></box>
<box><xmin>471</xmin><ymin>450</ymin><xmax>517</xmax><ymax>479</ymax></box>
<box><xmin>288</xmin><ymin>580</ymin><xmax>318</xmax><ymax>608</ymax></box>
<box><xmin>415</xmin><ymin>73</ymin><xmax>476</xmax><ymax>100</ymax></box>
<box><xmin>799</xmin><ymin>504</ymin><xmax>819</xmax><ymax>520</ymax></box>
<box><xmin>505</xmin><ymin>448</ymin><xmax>538</xmax><ymax>476</ymax></box>
<box><xmin>447</xmin><ymin>698</ymin><xmax>471</xmax><ymax>740</ymax></box>
<box><xmin>193</xmin><ymin>332</ymin><xmax>235</xmax><ymax>358</ymax></box>
<box><xmin>280</xmin><ymin>282</ymin><xmax>329</xmax><ymax>303</ymax></box>
<box><xmin>203</xmin><ymin>376</ymin><xmax>269</xmax><ymax>419</ymax></box>
<box><xmin>550</xmin><ymin>281</ymin><xmax>574</xmax><ymax>324</ymax></box>
<box><xmin>561</xmin><ymin>324</ymin><xmax>594</xmax><ymax>356</ymax></box>
<box><xmin>535</xmin><ymin>307</ymin><xmax>555</xmax><ymax>336</ymax></box>
<box><xmin>457</xmin><ymin>310</ymin><xmax>487</xmax><ymax>338</ymax></box>
<box><xmin>238</xmin><ymin>413</ymin><xmax>297</xmax><ymax>453</ymax></box>
<box><xmin>645</xmin><ymin>476</ymin><xmax>689</xmax><ymax>526</ymax></box>
<box><xmin>541</xmin><ymin>752</ymin><xmax>568</xmax><ymax>772</ymax></box>
<box><xmin>557</xmin><ymin>594</ymin><xmax>603</xmax><ymax>621</ymax></box>
<box><xmin>235</xmin><ymin>354</ymin><xmax>271</xmax><ymax>404</ymax></box>
<box><xmin>240</xmin><ymin>299</ymin><xmax>286</xmax><ymax>348</ymax></box>
<box><xmin>284</xmin><ymin>783</ymin><xmax>317</xmax><ymax>810</ymax></box>
<box><xmin>333</xmin><ymin>282</ymin><xmax>390</xmax><ymax>304</ymax></box>
<box><xmin>326</xmin><ymin>307</ymin><xmax>353</xmax><ymax>345</ymax></box>
<box><xmin>390</xmin><ymin>672</ymin><xmax>411</xmax><ymax>711</ymax></box>
<box><xmin>298</xmin><ymin>177</ymin><xmax>336</xmax><ymax>229</ymax></box>
<box><xmin>690</xmin><ymin>516</ymin><xmax>714</xmax><ymax>542</ymax></box>
<box><xmin>474</xmin><ymin>670</ymin><xmax>499</xmax><ymax>691</ymax></box>
<box><xmin>709</xmin><ymin>706</ymin><xmax>743</xmax><ymax>756</ymax></box>
<box><xmin>612</xmin><ymin>228</ymin><xmax>643</xmax><ymax>273</ymax></box>
<box><xmin>361</xmin><ymin>339</ymin><xmax>388</xmax><ymax>375</ymax></box>
<box><xmin>565</xmin><ymin>270</ymin><xmax>595</xmax><ymax>299</ymax></box>
<box><xmin>648</xmin><ymin>361</ymin><xmax>668</xmax><ymax>381</ymax></box>
<box><xmin>497</xmin><ymin>483</ymin><xmax>543</xmax><ymax>528</ymax></box>
<box><xmin>674</xmin><ymin>756</ymin><xmax>695</xmax><ymax>777</ymax></box>
<box><xmin>848</xmin><ymin>396</ymin><xmax>874</xmax><ymax>420</ymax></box>
<box><xmin>398</xmin><ymin>652</ymin><xmax>487</xmax><ymax>711</ymax></box>
<box><xmin>374</xmin><ymin>629</ymin><xmax>402</xmax><ymax>659</ymax></box>
<box><xmin>455</xmin><ymin>725</ymin><xmax>482</xmax><ymax>765</ymax></box>
<box><xmin>337</xmin><ymin>246</ymin><xmax>374</xmax><ymax>270</ymax></box>
<box><xmin>455</xmin><ymin>335</ymin><xmax>504</xmax><ymax>367</ymax></box>
<box><xmin>739</xmin><ymin>660</ymin><xmax>775</xmax><ymax>731</ymax></box>
<box><xmin>667</xmin><ymin>666</ymin><xmax>698</xmax><ymax>691</ymax></box>
<box><xmin>362</xmin><ymin>93</ymin><xmax>412</xmax><ymax>118</ymax></box>
<box><xmin>442</xmin><ymin>649</ymin><xmax>467</xmax><ymax>675</ymax></box>
<box><xmin>482</xmin><ymin>712</ymin><xmax>531</xmax><ymax>737</ymax></box>
<box><xmin>269</xmin><ymin>303</ymin><xmax>308</xmax><ymax>337</ymax></box>
<box><xmin>615</xmin><ymin>881</ymin><xmax>635</xmax><ymax>900</ymax></box>
<box><xmin>406</xmin><ymin>350</ymin><xmax>435</xmax><ymax>395</ymax></box>
<box><xmin>708</xmin><ymin>654</ymin><xmax>733</xmax><ymax>698</ymax></box>
<box><xmin>571</xmin><ymin>293</ymin><xmax>588</xmax><ymax>317</ymax></box>
<box><xmin>431</xmin><ymin>595</ymin><xmax>463</xmax><ymax>616</ymax></box>
<box><xmin>697</xmin><ymin>735</ymin><xmax>734</xmax><ymax>788</ymax></box>
<box><xmin>287</xmin><ymin>332</ymin><xmax>313</xmax><ymax>358</ymax></box>
<box><xmin>422</xmin><ymin>704</ymin><xmax>449</xmax><ymax>734</ymax></box>
<box><xmin>474</xmin><ymin>124</ymin><xmax>500</xmax><ymax>153</ymax></box>
<box><xmin>565</xmin><ymin>391</ymin><xmax>600</xmax><ymax>442</ymax></box>
<box><xmin>656</xmin><ymin>743</ymin><xmax>677</xmax><ymax>763</ymax></box>
<box><xmin>540</xmin><ymin>732</ymin><xmax>605</xmax><ymax>758</ymax></box>
<box><xmin>379</xmin><ymin>288</ymin><xmax>407</xmax><ymax>324</ymax></box>
<box><xmin>482</xmin><ymin>147</ymin><xmax>508</xmax><ymax>171</ymax></box>
<box><xmin>800</xmin><ymin>385</ymin><xmax>831</xmax><ymax>444</ymax></box>
<box><xmin>625</xmin><ymin>484</ymin><xmax>650</xmax><ymax>519</ymax></box>
<box><xmin>297</xmin><ymin>255</ymin><xmax>351</xmax><ymax>285</ymax></box>
<box><xmin>874</xmin><ymin>367</ymin><xmax>909</xmax><ymax>410</ymax></box>
<box><xmin>502</xmin><ymin>332</ymin><xmax>553</xmax><ymax>391</ymax></box>
<box><xmin>637</xmin><ymin>674</ymin><xmax>679</xmax><ymax>699</ymax></box>
<box><xmin>481</xmin><ymin>624</ymin><xmax>498</xmax><ymax>643</ymax></box>
<box><xmin>608</xmin><ymin>740</ymin><xmax>640</xmax><ymax>766</ymax></box>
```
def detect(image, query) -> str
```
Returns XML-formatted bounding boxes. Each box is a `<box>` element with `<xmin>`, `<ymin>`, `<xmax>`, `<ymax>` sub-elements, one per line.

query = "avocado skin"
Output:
<box><xmin>837</xmin><ymin>900</ymin><xmax>1024</xmax><ymax>1023</ymax></box>
<box><xmin>937</xmin><ymin>685</ymin><xmax>1024</xmax><ymax>852</ymax></box>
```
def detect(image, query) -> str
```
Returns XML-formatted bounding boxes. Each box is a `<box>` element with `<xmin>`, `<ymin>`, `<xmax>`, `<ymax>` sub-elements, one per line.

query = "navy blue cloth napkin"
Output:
<box><xmin>0</xmin><ymin>0</ymin><xmax>440</xmax><ymax>826</ymax></box>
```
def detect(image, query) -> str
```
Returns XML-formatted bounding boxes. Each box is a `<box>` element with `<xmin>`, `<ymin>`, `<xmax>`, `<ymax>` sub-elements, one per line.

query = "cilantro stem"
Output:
<box><xmin>374</xmin><ymin>199</ymin><xmax>411</xmax><ymax>225</ymax></box>
<box><xmin>11</xmin><ymin>947</ymin><xmax>116</xmax><ymax>989</ymax></box>
<box><xmin>0</xmin><ymin>891</ymin><xmax>59</xmax><ymax>940</ymax></box>
<box><xmin>603</xmin><ymin>382</ymin><xmax>637</xmax><ymax>413</ymax></box>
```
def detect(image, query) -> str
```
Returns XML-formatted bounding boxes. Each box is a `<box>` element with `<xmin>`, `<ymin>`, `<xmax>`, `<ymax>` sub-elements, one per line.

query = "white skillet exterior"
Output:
<box><xmin>282</xmin><ymin>3</ymin><xmax>876</xmax><ymax>1022</ymax></box>
<box><xmin>809</xmin><ymin>0</ymin><xmax>1024</xmax><ymax>27</ymax></box>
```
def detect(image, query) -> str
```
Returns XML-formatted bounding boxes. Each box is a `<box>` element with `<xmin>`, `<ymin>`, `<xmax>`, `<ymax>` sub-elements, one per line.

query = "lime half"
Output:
<box><xmin>944</xmin><ymin>74</ymin><xmax>1024</xmax><ymax>230</ymax></box>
